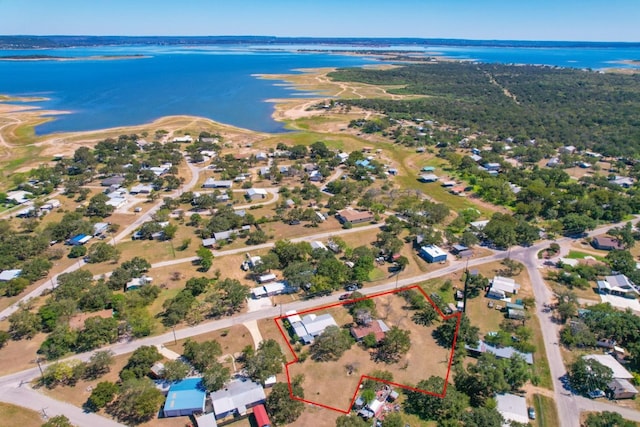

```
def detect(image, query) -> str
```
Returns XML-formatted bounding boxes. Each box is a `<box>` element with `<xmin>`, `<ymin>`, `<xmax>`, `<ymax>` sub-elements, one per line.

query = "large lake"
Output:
<box><xmin>1</xmin><ymin>44</ymin><xmax>639</xmax><ymax>135</ymax></box>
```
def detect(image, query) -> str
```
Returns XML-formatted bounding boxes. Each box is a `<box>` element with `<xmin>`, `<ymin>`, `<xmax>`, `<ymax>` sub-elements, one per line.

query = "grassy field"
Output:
<box><xmin>566</xmin><ymin>250</ymin><xmax>606</xmax><ymax>262</ymax></box>
<box><xmin>533</xmin><ymin>394</ymin><xmax>558</xmax><ymax>427</ymax></box>
<box><xmin>0</xmin><ymin>402</ymin><xmax>43</xmax><ymax>427</ymax></box>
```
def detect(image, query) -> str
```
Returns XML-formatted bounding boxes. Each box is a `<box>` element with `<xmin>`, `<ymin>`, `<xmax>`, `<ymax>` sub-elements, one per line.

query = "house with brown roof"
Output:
<box><xmin>350</xmin><ymin>319</ymin><xmax>390</xmax><ymax>343</ymax></box>
<box><xmin>591</xmin><ymin>236</ymin><xmax>624</xmax><ymax>251</ymax></box>
<box><xmin>336</xmin><ymin>209</ymin><xmax>374</xmax><ymax>224</ymax></box>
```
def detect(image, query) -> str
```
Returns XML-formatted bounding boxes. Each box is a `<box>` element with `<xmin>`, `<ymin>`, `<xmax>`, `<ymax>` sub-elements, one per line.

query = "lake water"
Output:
<box><xmin>0</xmin><ymin>44</ymin><xmax>639</xmax><ymax>135</ymax></box>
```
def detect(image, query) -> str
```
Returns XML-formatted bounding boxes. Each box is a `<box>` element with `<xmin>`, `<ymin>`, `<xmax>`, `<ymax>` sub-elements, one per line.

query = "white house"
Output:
<box><xmin>203</xmin><ymin>179</ymin><xmax>233</xmax><ymax>189</ymax></box>
<box><xmin>496</xmin><ymin>393</ymin><xmax>529</xmax><ymax>426</ymax></box>
<box><xmin>490</xmin><ymin>276</ymin><xmax>520</xmax><ymax>295</ymax></box>
<box><xmin>0</xmin><ymin>269</ymin><xmax>22</xmax><ymax>282</ymax></box>
<box><xmin>246</xmin><ymin>188</ymin><xmax>267</xmax><ymax>200</ymax></box>
<box><xmin>291</xmin><ymin>313</ymin><xmax>338</xmax><ymax>344</ymax></box>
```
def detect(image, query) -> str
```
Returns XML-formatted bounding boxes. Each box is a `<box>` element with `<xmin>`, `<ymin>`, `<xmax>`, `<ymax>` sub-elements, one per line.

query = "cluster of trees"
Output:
<box><xmin>403</xmin><ymin>375</ymin><xmax>504</xmax><ymax>427</ymax></box>
<box><xmin>259</xmin><ymin>240</ymin><xmax>374</xmax><ymax>296</ymax></box>
<box><xmin>0</xmin><ymin>219</ymin><xmax>53</xmax><ymax>297</ymax></box>
<box><xmin>568</xmin><ymin>357</ymin><xmax>613</xmax><ymax>395</ymax></box>
<box><xmin>4</xmin><ymin>259</ymin><xmax>160</xmax><ymax>357</ymax></box>
<box><xmin>561</xmin><ymin>302</ymin><xmax>640</xmax><ymax>368</ymax></box>
<box><xmin>330</xmin><ymin>62</ymin><xmax>640</xmax><ymax>157</ymax></box>
<box><xmin>41</xmin><ymin>350</ymin><xmax>115</xmax><ymax>388</ymax></box>
<box><xmin>162</xmin><ymin>277</ymin><xmax>248</xmax><ymax>327</ymax></box>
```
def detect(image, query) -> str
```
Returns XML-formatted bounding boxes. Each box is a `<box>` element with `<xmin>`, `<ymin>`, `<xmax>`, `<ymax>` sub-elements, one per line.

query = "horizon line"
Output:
<box><xmin>1</xmin><ymin>35</ymin><xmax>639</xmax><ymax>44</ymax></box>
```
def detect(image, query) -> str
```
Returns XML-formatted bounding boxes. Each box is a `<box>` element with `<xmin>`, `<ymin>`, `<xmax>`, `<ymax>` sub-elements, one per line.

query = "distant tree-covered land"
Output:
<box><xmin>329</xmin><ymin>62</ymin><xmax>640</xmax><ymax>157</ymax></box>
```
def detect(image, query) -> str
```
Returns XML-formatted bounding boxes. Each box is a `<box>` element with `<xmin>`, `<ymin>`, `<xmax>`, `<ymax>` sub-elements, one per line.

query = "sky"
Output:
<box><xmin>0</xmin><ymin>0</ymin><xmax>638</xmax><ymax>42</ymax></box>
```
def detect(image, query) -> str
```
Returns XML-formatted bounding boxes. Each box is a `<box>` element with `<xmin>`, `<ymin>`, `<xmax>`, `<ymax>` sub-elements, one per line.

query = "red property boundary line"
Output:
<box><xmin>273</xmin><ymin>284</ymin><xmax>462</xmax><ymax>414</ymax></box>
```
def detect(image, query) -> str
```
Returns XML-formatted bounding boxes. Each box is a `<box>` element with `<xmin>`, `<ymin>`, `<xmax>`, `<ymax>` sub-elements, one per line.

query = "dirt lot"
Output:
<box><xmin>285</xmin><ymin>292</ymin><xmax>451</xmax><ymax>412</ymax></box>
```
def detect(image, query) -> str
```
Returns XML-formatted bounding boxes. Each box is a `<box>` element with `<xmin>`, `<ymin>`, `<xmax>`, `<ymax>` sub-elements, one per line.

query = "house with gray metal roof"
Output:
<box><xmin>211</xmin><ymin>378</ymin><xmax>266</xmax><ymax>419</ymax></box>
<box><xmin>291</xmin><ymin>313</ymin><xmax>338</xmax><ymax>344</ymax></box>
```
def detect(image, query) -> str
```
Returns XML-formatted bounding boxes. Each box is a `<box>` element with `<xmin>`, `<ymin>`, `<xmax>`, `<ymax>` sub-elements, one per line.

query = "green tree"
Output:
<box><xmin>381</xmin><ymin>413</ymin><xmax>404</xmax><ymax>427</ymax></box>
<box><xmin>569</xmin><ymin>358</ymin><xmax>613</xmax><ymax>395</ymax></box>
<box><xmin>584</xmin><ymin>411</ymin><xmax>636</xmax><ymax>427</ymax></box>
<box><xmin>434</xmin><ymin>315</ymin><xmax>479</xmax><ymax>349</ymax></box>
<box><xmin>109</xmin><ymin>378</ymin><xmax>164</xmax><ymax>424</ymax></box>
<box><xmin>68</xmin><ymin>245</ymin><xmax>87</xmax><ymax>258</ymax></box>
<box><xmin>8</xmin><ymin>307</ymin><xmax>41</xmax><ymax>340</ymax></box>
<box><xmin>41</xmin><ymin>415</ymin><xmax>74</xmax><ymax>427</ymax></box>
<box><xmin>202</xmin><ymin>364</ymin><xmax>231</xmax><ymax>392</ymax></box>
<box><xmin>244</xmin><ymin>339</ymin><xmax>286</xmax><ymax>384</ymax></box>
<box><xmin>85</xmin><ymin>350</ymin><xmax>115</xmax><ymax>379</ymax></box>
<box><xmin>87</xmin><ymin>381</ymin><xmax>118</xmax><ymax>411</ymax></box>
<box><xmin>460</xmin><ymin>406</ymin><xmax>504</xmax><ymax>427</ymax></box>
<box><xmin>85</xmin><ymin>193</ymin><xmax>115</xmax><ymax>218</ymax></box>
<box><xmin>376</xmin><ymin>326</ymin><xmax>411</xmax><ymax>363</ymax></box>
<box><xmin>185</xmin><ymin>276</ymin><xmax>211</xmax><ymax>296</ymax></box>
<box><xmin>120</xmin><ymin>345</ymin><xmax>162</xmax><ymax>380</ymax></box>
<box><xmin>0</xmin><ymin>330</ymin><xmax>10</xmax><ymax>348</ymax></box>
<box><xmin>162</xmin><ymin>359</ymin><xmax>191</xmax><ymax>382</ymax></box>
<box><xmin>335</xmin><ymin>415</ymin><xmax>369</xmax><ymax>427</ymax></box>
<box><xmin>76</xmin><ymin>316</ymin><xmax>119</xmax><ymax>352</ymax></box>
<box><xmin>560</xmin><ymin>213</ymin><xmax>596</xmax><ymax>235</ymax></box>
<box><xmin>412</xmin><ymin>305</ymin><xmax>438</xmax><ymax>326</ymax></box>
<box><xmin>86</xmin><ymin>241</ymin><xmax>120</xmax><ymax>264</ymax></box>
<box><xmin>182</xmin><ymin>339</ymin><xmax>222</xmax><ymax>372</ymax></box>
<box><xmin>605</xmin><ymin>250</ymin><xmax>635</xmax><ymax>276</ymax></box>
<box><xmin>38</xmin><ymin>325</ymin><xmax>78</xmax><ymax>359</ymax></box>
<box><xmin>404</xmin><ymin>376</ymin><xmax>468</xmax><ymax>423</ymax></box>
<box><xmin>454</xmin><ymin>353</ymin><xmax>510</xmax><ymax>406</ymax></box>
<box><xmin>310</xmin><ymin>326</ymin><xmax>354</xmax><ymax>362</ymax></box>
<box><xmin>266</xmin><ymin>376</ymin><xmax>305</xmax><ymax>425</ymax></box>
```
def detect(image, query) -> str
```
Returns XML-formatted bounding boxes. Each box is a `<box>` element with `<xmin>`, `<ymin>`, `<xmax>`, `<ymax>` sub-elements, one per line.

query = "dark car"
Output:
<box><xmin>339</xmin><ymin>293</ymin><xmax>352</xmax><ymax>300</ymax></box>
<box><xmin>528</xmin><ymin>407</ymin><xmax>536</xmax><ymax>420</ymax></box>
<box><xmin>289</xmin><ymin>220</ymin><xmax>301</xmax><ymax>225</ymax></box>
<box><xmin>345</xmin><ymin>284</ymin><xmax>358</xmax><ymax>292</ymax></box>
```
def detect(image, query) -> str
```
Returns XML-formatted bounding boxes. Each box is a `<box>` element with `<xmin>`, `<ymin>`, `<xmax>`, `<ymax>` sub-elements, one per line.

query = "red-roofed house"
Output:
<box><xmin>350</xmin><ymin>319</ymin><xmax>390</xmax><ymax>343</ymax></box>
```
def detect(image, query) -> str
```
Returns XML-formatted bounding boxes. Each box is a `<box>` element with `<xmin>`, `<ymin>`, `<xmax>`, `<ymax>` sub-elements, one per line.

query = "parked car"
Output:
<box><xmin>528</xmin><ymin>407</ymin><xmax>536</xmax><ymax>420</ymax></box>
<box><xmin>587</xmin><ymin>389</ymin><xmax>605</xmax><ymax>399</ymax></box>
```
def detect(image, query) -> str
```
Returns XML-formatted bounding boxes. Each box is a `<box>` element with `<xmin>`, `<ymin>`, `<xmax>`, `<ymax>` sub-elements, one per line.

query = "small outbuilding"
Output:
<box><xmin>419</xmin><ymin>245</ymin><xmax>447</xmax><ymax>263</ymax></box>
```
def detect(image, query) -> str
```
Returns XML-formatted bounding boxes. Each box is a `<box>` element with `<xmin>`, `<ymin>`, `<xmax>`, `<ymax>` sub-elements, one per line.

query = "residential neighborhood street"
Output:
<box><xmin>3</xmin><ymin>219</ymin><xmax>640</xmax><ymax>426</ymax></box>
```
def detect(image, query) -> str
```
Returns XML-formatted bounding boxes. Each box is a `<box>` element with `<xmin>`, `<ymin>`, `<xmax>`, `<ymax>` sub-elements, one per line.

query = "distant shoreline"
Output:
<box><xmin>0</xmin><ymin>54</ymin><xmax>150</xmax><ymax>62</ymax></box>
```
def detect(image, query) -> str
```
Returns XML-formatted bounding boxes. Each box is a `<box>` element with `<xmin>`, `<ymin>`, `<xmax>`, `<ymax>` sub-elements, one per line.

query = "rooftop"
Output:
<box><xmin>583</xmin><ymin>354</ymin><xmax>633</xmax><ymax>379</ymax></box>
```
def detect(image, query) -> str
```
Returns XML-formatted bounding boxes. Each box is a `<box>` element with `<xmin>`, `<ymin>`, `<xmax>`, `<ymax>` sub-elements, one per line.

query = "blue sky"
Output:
<box><xmin>0</xmin><ymin>0</ymin><xmax>638</xmax><ymax>41</ymax></box>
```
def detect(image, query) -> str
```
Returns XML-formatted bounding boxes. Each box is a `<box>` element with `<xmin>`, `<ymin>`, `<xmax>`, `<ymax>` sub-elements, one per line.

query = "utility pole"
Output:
<box><xmin>35</xmin><ymin>357</ymin><xmax>44</xmax><ymax>379</ymax></box>
<box><xmin>462</xmin><ymin>256</ymin><xmax>472</xmax><ymax>314</ymax></box>
<box><xmin>172</xmin><ymin>326</ymin><xmax>177</xmax><ymax>345</ymax></box>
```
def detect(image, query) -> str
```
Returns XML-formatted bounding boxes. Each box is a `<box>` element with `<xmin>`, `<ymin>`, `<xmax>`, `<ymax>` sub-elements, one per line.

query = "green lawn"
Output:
<box><xmin>533</xmin><ymin>394</ymin><xmax>558</xmax><ymax>427</ymax></box>
<box><xmin>566</xmin><ymin>250</ymin><xmax>606</xmax><ymax>262</ymax></box>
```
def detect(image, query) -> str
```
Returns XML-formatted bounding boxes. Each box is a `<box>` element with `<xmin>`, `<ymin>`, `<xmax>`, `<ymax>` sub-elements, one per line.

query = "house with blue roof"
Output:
<box><xmin>355</xmin><ymin>159</ymin><xmax>375</xmax><ymax>170</ymax></box>
<box><xmin>163</xmin><ymin>378</ymin><xmax>207</xmax><ymax>417</ymax></box>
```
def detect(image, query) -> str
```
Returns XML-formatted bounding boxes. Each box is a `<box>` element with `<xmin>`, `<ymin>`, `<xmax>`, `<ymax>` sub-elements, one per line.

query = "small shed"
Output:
<box><xmin>507</xmin><ymin>309</ymin><xmax>526</xmax><ymax>320</ymax></box>
<box><xmin>253</xmin><ymin>404</ymin><xmax>271</xmax><ymax>427</ymax></box>
<box><xmin>258</xmin><ymin>273</ymin><xmax>277</xmax><ymax>284</ymax></box>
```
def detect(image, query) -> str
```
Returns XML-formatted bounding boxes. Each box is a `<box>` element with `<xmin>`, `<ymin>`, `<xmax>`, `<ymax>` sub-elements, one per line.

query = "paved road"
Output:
<box><xmin>2</xmin><ymin>183</ymin><xmax>639</xmax><ymax>426</ymax></box>
<box><xmin>0</xmin><ymin>385</ymin><xmax>124</xmax><ymax>427</ymax></box>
